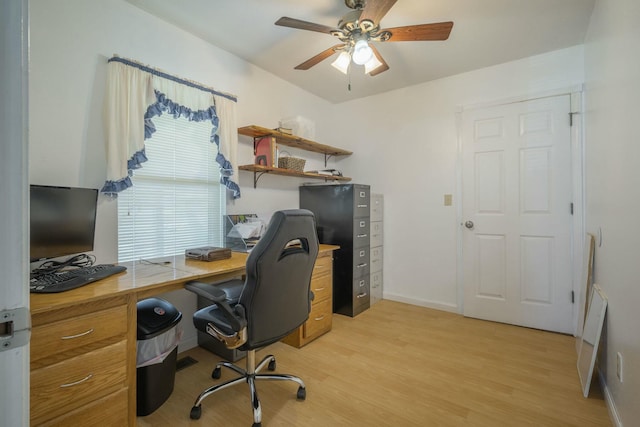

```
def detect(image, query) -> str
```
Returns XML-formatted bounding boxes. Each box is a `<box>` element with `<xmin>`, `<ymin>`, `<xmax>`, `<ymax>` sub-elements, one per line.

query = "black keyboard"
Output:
<box><xmin>30</xmin><ymin>264</ymin><xmax>127</xmax><ymax>293</ymax></box>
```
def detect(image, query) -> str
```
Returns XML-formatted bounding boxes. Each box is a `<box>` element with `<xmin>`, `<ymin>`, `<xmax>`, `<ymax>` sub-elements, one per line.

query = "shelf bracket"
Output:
<box><xmin>252</xmin><ymin>171</ymin><xmax>268</xmax><ymax>188</ymax></box>
<box><xmin>324</xmin><ymin>153</ymin><xmax>334</xmax><ymax>167</ymax></box>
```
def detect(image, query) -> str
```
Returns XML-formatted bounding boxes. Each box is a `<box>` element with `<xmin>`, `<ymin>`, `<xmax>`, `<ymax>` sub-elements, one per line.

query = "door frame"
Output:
<box><xmin>455</xmin><ymin>86</ymin><xmax>585</xmax><ymax>336</ymax></box>
<box><xmin>0</xmin><ymin>0</ymin><xmax>30</xmax><ymax>425</ymax></box>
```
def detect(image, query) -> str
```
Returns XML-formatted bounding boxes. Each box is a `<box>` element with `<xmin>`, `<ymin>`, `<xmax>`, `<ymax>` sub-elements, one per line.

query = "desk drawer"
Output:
<box><xmin>304</xmin><ymin>297</ymin><xmax>332</xmax><ymax>339</ymax></box>
<box><xmin>31</xmin><ymin>340</ymin><xmax>127</xmax><ymax>425</ymax></box>
<box><xmin>311</xmin><ymin>273</ymin><xmax>332</xmax><ymax>303</ymax></box>
<box><xmin>312</xmin><ymin>254</ymin><xmax>332</xmax><ymax>279</ymax></box>
<box><xmin>31</xmin><ymin>305</ymin><xmax>127</xmax><ymax>363</ymax></box>
<box><xmin>41</xmin><ymin>388</ymin><xmax>128</xmax><ymax>427</ymax></box>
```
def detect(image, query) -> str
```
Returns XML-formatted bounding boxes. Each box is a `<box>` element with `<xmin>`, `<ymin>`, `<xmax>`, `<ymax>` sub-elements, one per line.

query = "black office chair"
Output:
<box><xmin>185</xmin><ymin>209</ymin><xmax>319</xmax><ymax>427</ymax></box>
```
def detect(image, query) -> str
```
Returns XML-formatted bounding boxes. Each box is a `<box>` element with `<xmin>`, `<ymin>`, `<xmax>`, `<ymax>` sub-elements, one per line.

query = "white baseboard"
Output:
<box><xmin>383</xmin><ymin>292</ymin><xmax>459</xmax><ymax>314</ymax></box>
<box><xmin>599</xmin><ymin>371</ymin><xmax>623</xmax><ymax>427</ymax></box>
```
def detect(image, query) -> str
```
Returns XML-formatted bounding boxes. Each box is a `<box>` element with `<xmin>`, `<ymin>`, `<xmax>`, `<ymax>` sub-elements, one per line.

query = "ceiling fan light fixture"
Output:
<box><xmin>351</xmin><ymin>39</ymin><xmax>373</xmax><ymax>65</ymax></box>
<box><xmin>331</xmin><ymin>51</ymin><xmax>351</xmax><ymax>74</ymax></box>
<box><xmin>364</xmin><ymin>54</ymin><xmax>383</xmax><ymax>74</ymax></box>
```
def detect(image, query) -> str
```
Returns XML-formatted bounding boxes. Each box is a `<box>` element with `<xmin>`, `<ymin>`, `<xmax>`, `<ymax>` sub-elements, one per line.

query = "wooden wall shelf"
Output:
<box><xmin>239</xmin><ymin>164</ymin><xmax>351</xmax><ymax>187</ymax></box>
<box><xmin>238</xmin><ymin>125</ymin><xmax>353</xmax><ymax>188</ymax></box>
<box><xmin>238</xmin><ymin>125</ymin><xmax>352</xmax><ymax>157</ymax></box>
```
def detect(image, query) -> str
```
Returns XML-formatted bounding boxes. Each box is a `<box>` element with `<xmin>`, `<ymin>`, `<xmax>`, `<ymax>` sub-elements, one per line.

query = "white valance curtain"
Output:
<box><xmin>101</xmin><ymin>56</ymin><xmax>240</xmax><ymax>198</ymax></box>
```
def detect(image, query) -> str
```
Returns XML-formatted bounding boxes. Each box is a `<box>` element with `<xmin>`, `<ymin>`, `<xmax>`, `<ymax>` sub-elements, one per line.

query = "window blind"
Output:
<box><xmin>118</xmin><ymin>113</ymin><xmax>225</xmax><ymax>262</ymax></box>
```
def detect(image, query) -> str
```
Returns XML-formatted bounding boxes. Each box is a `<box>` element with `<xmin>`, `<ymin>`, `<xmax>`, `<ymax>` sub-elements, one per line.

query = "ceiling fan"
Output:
<box><xmin>275</xmin><ymin>0</ymin><xmax>453</xmax><ymax>76</ymax></box>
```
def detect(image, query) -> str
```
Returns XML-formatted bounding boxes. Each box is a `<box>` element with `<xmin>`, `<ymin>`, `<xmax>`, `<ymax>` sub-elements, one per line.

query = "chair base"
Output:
<box><xmin>189</xmin><ymin>350</ymin><xmax>306</xmax><ymax>426</ymax></box>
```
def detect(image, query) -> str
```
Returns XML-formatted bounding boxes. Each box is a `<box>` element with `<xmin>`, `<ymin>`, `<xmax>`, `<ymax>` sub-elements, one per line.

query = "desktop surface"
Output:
<box><xmin>30</xmin><ymin>252</ymin><xmax>248</xmax><ymax>314</ymax></box>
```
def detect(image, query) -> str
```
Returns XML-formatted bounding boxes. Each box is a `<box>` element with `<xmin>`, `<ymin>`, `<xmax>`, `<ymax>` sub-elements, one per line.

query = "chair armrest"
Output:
<box><xmin>185</xmin><ymin>281</ymin><xmax>228</xmax><ymax>302</ymax></box>
<box><xmin>186</xmin><ymin>281</ymin><xmax>247</xmax><ymax>332</ymax></box>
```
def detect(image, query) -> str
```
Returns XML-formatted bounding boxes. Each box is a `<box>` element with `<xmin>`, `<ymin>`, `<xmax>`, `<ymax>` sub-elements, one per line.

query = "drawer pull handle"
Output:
<box><xmin>61</xmin><ymin>328</ymin><xmax>94</xmax><ymax>340</ymax></box>
<box><xmin>357</xmin><ymin>293</ymin><xmax>368</xmax><ymax>299</ymax></box>
<box><xmin>314</xmin><ymin>287</ymin><xmax>325</xmax><ymax>292</ymax></box>
<box><xmin>357</xmin><ymin>234</ymin><xmax>368</xmax><ymax>238</ymax></box>
<box><xmin>60</xmin><ymin>373</ymin><xmax>93</xmax><ymax>388</ymax></box>
<box><xmin>357</xmin><ymin>263</ymin><xmax>368</xmax><ymax>268</ymax></box>
<box><xmin>314</xmin><ymin>315</ymin><xmax>326</xmax><ymax>321</ymax></box>
<box><xmin>357</xmin><ymin>204</ymin><xmax>368</xmax><ymax>208</ymax></box>
<box><xmin>359</xmin><ymin>280</ymin><xmax>365</xmax><ymax>287</ymax></box>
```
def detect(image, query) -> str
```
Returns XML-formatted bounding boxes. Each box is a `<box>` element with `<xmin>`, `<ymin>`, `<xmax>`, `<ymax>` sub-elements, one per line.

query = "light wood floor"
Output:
<box><xmin>137</xmin><ymin>300</ymin><xmax>610</xmax><ymax>426</ymax></box>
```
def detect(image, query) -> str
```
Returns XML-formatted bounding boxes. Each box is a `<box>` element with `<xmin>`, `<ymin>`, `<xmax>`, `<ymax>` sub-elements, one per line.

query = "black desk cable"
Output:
<box><xmin>31</xmin><ymin>253</ymin><xmax>96</xmax><ymax>277</ymax></box>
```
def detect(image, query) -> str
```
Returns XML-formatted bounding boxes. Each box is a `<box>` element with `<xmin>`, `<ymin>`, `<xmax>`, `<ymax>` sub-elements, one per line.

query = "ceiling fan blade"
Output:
<box><xmin>294</xmin><ymin>44</ymin><xmax>346</xmax><ymax>70</ymax></box>
<box><xmin>359</xmin><ymin>0</ymin><xmax>397</xmax><ymax>25</ymax></box>
<box><xmin>275</xmin><ymin>16</ymin><xmax>336</xmax><ymax>34</ymax></box>
<box><xmin>382</xmin><ymin>21</ymin><xmax>454</xmax><ymax>41</ymax></box>
<box><xmin>368</xmin><ymin>45</ymin><xmax>389</xmax><ymax>76</ymax></box>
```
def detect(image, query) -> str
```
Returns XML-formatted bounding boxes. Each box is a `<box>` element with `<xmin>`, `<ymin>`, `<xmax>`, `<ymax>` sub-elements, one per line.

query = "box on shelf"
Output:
<box><xmin>279</xmin><ymin>116</ymin><xmax>315</xmax><ymax>140</ymax></box>
<box><xmin>278</xmin><ymin>155</ymin><xmax>306</xmax><ymax>172</ymax></box>
<box><xmin>254</xmin><ymin>136</ymin><xmax>276</xmax><ymax>167</ymax></box>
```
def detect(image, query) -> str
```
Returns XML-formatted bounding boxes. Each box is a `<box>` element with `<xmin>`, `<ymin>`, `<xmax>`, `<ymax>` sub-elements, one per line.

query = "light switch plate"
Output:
<box><xmin>444</xmin><ymin>194</ymin><xmax>452</xmax><ymax>206</ymax></box>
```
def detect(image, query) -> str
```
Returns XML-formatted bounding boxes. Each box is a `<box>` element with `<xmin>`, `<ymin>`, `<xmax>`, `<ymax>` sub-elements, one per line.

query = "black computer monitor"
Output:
<box><xmin>30</xmin><ymin>185</ymin><xmax>99</xmax><ymax>262</ymax></box>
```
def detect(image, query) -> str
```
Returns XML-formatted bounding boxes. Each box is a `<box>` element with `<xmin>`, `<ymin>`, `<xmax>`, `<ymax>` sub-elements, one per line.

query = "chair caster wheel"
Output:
<box><xmin>268</xmin><ymin>359</ymin><xmax>276</xmax><ymax>371</ymax></box>
<box><xmin>212</xmin><ymin>366</ymin><xmax>221</xmax><ymax>379</ymax></box>
<box><xmin>297</xmin><ymin>386</ymin><xmax>306</xmax><ymax>400</ymax></box>
<box><xmin>252</xmin><ymin>423</ymin><xmax>262</xmax><ymax>427</ymax></box>
<box><xmin>190</xmin><ymin>405</ymin><xmax>202</xmax><ymax>420</ymax></box>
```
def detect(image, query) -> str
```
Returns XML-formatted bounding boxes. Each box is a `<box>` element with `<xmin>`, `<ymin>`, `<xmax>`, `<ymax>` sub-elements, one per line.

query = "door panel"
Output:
<box><xmin>476</xmin><ymin>234</ymin><xmax>507</xmax><ymax>300</ymax></box>
<box><xmin>462</xmin><ymin>95</ymin><xmax>573</xmax><ymax>333</ymax></box>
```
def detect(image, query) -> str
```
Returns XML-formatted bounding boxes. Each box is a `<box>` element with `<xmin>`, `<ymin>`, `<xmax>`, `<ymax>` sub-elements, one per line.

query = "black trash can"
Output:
<box><xmin>136</xmin><ymin>297</ymin><xmax>182</xmax><ymax>416</ymax></box>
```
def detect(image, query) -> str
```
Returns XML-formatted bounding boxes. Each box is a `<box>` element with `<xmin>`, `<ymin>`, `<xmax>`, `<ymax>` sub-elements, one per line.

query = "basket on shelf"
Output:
<box><xmin>278</xmin><ymin>155</ymin><xmax>306</xmax><ymax>172</ymax></box>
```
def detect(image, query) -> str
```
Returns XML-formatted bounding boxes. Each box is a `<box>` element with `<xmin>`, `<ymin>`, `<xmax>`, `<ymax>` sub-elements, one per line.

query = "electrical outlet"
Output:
<box><xmin>616</xmin><ymin>352</ymin><xmax>623</xmax><ymax>382</ymax></box>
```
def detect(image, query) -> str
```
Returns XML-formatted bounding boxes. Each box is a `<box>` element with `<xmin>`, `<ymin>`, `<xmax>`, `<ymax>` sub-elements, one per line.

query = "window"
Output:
<box><xmin>118</xmin><ymin>113</ymin><xmax>226</xmax><ymax>262</ymax></box>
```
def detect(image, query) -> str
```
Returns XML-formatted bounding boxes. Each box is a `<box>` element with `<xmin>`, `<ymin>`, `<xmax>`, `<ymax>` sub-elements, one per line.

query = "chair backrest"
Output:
<box><xmin>238</xmin><ymin>209</ymin><xmax>319</xmax><ymax>349</ymax></box>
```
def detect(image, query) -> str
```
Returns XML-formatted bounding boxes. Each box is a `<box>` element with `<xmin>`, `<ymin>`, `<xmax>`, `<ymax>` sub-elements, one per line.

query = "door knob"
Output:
<box><xmin>464</xmin><ymin>220</ymin><xmax>474</xmax><ymax>229</ymax></box>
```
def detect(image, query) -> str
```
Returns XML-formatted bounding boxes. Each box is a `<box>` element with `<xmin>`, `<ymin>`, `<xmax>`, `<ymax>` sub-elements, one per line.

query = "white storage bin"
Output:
<box><xmin>279</xmin><ymin>115</ymin><xmax>315</xmax><ymax>140</ymax></box>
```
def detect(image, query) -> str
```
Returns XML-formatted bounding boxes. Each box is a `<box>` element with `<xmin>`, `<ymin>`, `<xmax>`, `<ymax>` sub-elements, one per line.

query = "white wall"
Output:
<box><xmin>328</xmin><ymin>46</ymin><xmax>585</xmax><ymax>311</ymax></box>
<box><xmin>584</xmin><ymin>0</ymin><xmax>640</xmax><ymax>424</ymax></box>
<box><xmin>28</xmin><ymin>0</ymin><xmax>337</xmax><ymax>350</ymax></box>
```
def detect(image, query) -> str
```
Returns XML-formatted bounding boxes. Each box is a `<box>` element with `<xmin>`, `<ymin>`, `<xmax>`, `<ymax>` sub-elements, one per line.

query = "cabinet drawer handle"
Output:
<box><xmin>359</xmin><ymin>280</ymin><xmax>365</xmax><ymax>287</ymax></box>
<box><xmin>314</xmin><ymin>315</ymin><xmax>326</xmax><ymax>321</ymax></box>
<box><xmin>61</xmin><ymin>328</ymin><xmax>94</xmax><ymax>340</ymax></box>
<box><xmin>356</xmin><ymin>293</ymin><xmax>368</xmax><ymax>299</ymax></box>
<box><xmin>314</xmin><ymin>287</ymin><xmax>325</xmax><ymax>292</ymax></box>
<box><xmin>60</xmin><ymin>373</ymin><xmax>93</xmax><ymax>388</ymax></box>
<box><xmin>357</xmin><ymin>263</ymin><xmax>368</xmax><ymax>268</ymax></box>
<box><xmin>356</xmin><ymin>234</ymin><xmax>368</xmax><ymax>238</ymax></box>
<box><xmin>357</xmin><ymin>204</ymin><xmax>368</xmax><ymax>208</ymax></box>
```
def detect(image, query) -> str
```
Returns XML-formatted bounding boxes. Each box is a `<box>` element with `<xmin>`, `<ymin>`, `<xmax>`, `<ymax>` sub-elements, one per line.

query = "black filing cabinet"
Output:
<box><xmin>300</xmin><ymin>184</ymin><xmax>370</xmax><ymax>317</ymax></box>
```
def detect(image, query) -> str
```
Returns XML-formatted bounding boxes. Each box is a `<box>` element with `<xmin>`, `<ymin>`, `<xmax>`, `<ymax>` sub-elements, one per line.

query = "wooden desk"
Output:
<box><xmin>30</xmin><ymin>245</ymin><xmax>337</xmax><ymax>426</ymax></box>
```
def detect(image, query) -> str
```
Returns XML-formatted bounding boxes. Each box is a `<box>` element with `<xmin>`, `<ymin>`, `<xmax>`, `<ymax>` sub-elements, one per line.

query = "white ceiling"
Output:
<box><xmin>127</xmin><ymin>0</ymin><xmax>595</xmax><ymax>104</ymax></box>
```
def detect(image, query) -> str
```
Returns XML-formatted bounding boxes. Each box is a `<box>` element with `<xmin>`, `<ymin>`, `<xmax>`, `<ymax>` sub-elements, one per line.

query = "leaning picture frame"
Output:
<box><xmin>577</xmin><ymin>284</ymin><xmax>607</xmax><ymax>398</ymax></box>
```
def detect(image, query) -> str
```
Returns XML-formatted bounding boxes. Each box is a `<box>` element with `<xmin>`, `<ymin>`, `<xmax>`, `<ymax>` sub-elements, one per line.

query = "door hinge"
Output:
<box><xmin>571</xmin><ymin>291</ymin><xmax>575</xmax><ymax>303</ymax></box>
<box><xmin>570</xmin><ymin>202</ymin><xmax>574</xmax><ymax>215</ymax></box>
<box><xmin>569</xmin><ymin>112</ymin><xmax>579</xmax><ymax>127</ymax></box>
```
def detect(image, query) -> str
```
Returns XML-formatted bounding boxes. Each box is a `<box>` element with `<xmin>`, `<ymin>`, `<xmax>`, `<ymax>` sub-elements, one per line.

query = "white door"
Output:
<box><xmin>0</xmin><ymin>1</ymin><xmax>30</xmax><ymax>425</ymax></box>
<box><xmin>461</xmin><ymin>95</ymin><xmax>574</xmax><ymax>334</ymax></box>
